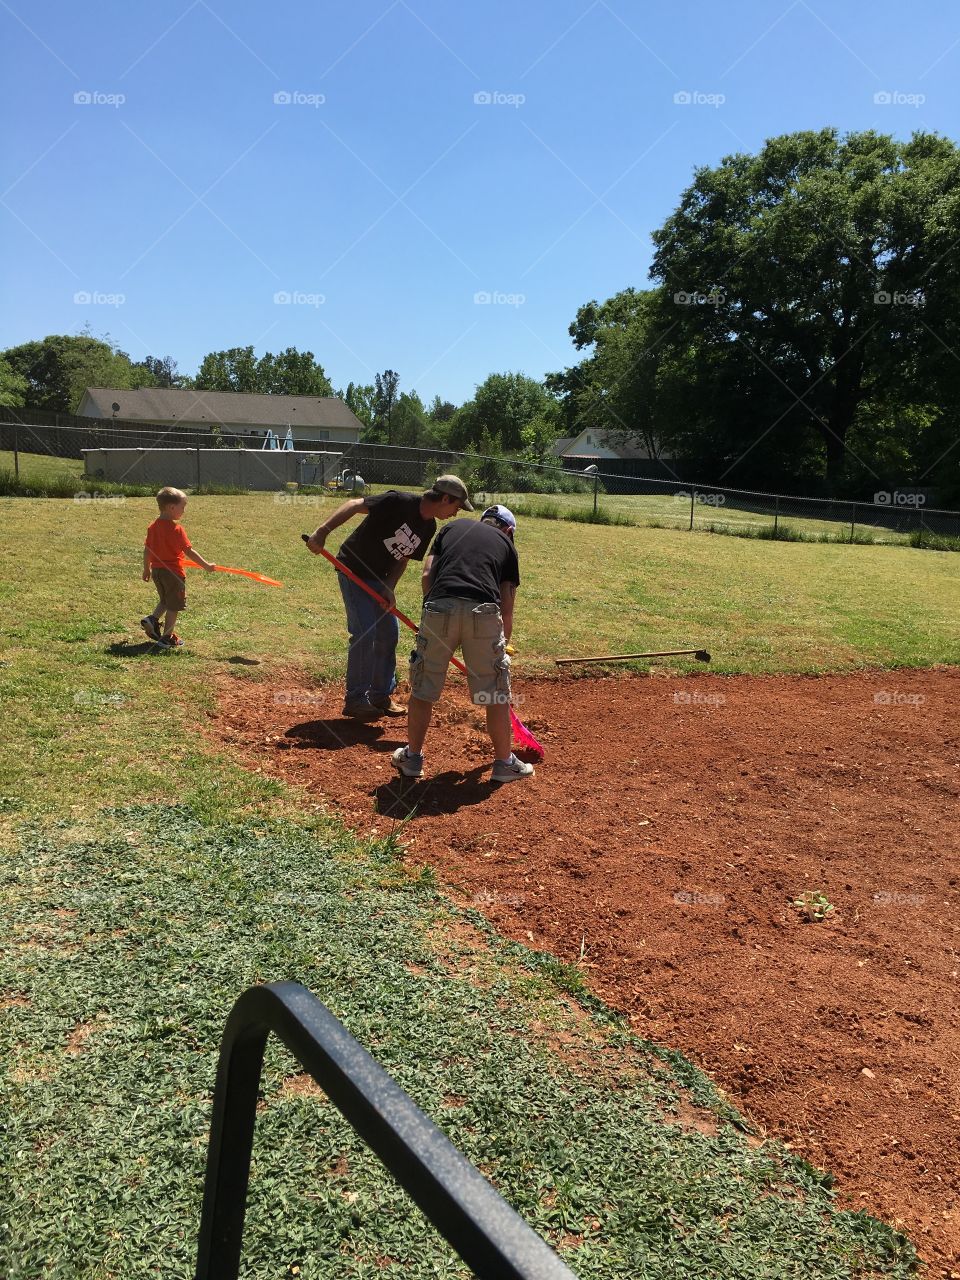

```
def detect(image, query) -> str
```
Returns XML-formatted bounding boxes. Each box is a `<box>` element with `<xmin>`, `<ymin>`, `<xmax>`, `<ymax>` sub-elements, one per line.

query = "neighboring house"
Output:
<box><xmin>76</xmin><ymin>387</ymin><xmax>363</xmax><ymax>445</ymax></box>
<box><xmin>555</xmin><ymin>428</ymin><xmax>665</xmax><ymax>462</ymax></box>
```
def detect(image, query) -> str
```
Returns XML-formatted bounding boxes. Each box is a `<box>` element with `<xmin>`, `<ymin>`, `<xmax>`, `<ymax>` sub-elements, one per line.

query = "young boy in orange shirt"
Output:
<box><xmin>141</xmin><ymin>487</ymin><xmax>215</xmax><ymax>648</ymax></box>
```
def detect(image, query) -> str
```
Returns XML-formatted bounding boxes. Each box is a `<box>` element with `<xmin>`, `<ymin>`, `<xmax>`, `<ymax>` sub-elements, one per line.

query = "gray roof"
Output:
<box><xmin>550</xmin><ymin>437</ymin><xmax>576</xmax><ymax>456</ymax></box>
<box><xmin>81</xmin><ymin>387</ymin><xmax>362</xmax><ymax>430</ymax></box>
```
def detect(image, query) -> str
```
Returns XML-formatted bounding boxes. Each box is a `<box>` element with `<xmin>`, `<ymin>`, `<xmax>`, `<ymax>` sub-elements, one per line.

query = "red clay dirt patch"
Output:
<box><xmin>210</xmin><ymin>666</ymin><xmax>960</xmax><ymax>1273</ymax></box>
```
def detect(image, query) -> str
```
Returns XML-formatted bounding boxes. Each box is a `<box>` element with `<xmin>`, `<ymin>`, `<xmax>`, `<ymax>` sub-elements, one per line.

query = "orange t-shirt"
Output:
<box><xmin>145</xmin><ymin>518</ymin><xmax>192</xmax><ymax>575</ymax></box>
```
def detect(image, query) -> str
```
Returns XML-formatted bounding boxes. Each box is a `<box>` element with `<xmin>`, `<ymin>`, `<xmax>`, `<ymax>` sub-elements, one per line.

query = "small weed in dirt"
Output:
<box><xmin>793</xmin><ymin>890</ymin><xmax>836</xmax><ymax>922</ymax></box>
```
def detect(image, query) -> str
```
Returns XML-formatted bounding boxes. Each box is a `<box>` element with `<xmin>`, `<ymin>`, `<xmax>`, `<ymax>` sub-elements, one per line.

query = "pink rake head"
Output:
<box><xmin>509</xmin><ymin>708</ymin><xmax>544</xmax><ymax>763</ymax></box>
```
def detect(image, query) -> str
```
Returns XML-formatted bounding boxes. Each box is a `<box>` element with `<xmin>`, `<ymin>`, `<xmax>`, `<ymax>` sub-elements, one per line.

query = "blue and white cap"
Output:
<box><xmin>480</xmin><ymin>504</ymin><xmax>517</xmax><ymax>531</ymax></box>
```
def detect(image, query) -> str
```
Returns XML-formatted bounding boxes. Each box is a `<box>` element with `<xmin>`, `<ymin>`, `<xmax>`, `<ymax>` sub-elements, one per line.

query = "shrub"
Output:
<box><xmin>909</xmin><ymin>529</ymin><xmax>960</xmax><ymax>552</ymax></box>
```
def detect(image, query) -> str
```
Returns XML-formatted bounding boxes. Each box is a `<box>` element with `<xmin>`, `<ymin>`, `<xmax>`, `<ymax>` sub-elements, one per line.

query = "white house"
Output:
<box><xmin>554</xmin><ymin>428</ymin><xmax>663</xmax><ymax>462</ymax></box>
<box><xmin>77</xmin><ymin>387</ymin><xmax>363</xmax><ymax>445</ymax></box>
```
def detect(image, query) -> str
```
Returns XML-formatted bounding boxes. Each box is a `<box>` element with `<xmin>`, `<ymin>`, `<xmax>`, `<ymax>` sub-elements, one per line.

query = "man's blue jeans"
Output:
<box><xmin>338</xmin><ymin>573</ymin><xmax>399</xmax><ymax>705</ymax></box>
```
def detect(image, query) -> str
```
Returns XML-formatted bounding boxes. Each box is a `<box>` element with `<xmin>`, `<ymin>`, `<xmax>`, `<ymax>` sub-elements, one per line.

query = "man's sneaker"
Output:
<box><xmin>491</xmin><ymin>754</ymin><xmax>535</xmax><ymax>783</ymax></box>
<box><xmin>391</xmin><ymin>746</ymin><xmax>424</xmax><ymax>779</ymax></box>
<box><xmin>342</xmin><ymin>701</ymin><xmax>382</xmax><ymax>722</ymax></box>
<box><xmin>371</xmin><ymin>696</ymin><xmax>405</xmax><ymax>716</ymax></box>
<box><xmin>157</xmin><ymin>633</ymin><xmax>184</xmax><ymax>650</ymax></box>
<box><xmin>140</xmin><ymin>616</ymin><xmax>161</xmax><ymax>642</ymax></box>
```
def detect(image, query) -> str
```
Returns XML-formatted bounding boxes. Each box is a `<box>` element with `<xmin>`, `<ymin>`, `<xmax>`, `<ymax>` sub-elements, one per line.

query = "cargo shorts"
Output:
<box><xmin>409</xmin><ymin>598</ymin><xmax>511</xmax><ymax>706</ymax></box>
<box><xmin>152</xmin><ymin>567</ymin><xmax>187</xmax><ymax>612</ymax></box>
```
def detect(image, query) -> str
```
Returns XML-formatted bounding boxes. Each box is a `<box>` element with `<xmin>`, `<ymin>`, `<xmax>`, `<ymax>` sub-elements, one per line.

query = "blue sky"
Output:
<box><xmin>2</xmin><ymin>0</ymin><xmax>958</xmax><ymax>404</ymax></box>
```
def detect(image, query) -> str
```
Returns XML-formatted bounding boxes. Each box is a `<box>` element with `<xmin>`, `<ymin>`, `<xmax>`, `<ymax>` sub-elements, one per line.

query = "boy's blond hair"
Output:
<box><xmin>156</xmin><ymin>486</ymin><xmax>187</xmax><ymax>510</ymax></box>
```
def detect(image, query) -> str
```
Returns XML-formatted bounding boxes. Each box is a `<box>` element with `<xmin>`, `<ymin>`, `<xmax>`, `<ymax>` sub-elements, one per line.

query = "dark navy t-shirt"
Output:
<box><xmin>425</xmin><ymin>518</ymin><xmax>520</xmax><ymax>605</ymax></box>
<box><xmin>337</xmin><ymin>491</ymin><xmax>436</xmax><ymax>581</ymax></box>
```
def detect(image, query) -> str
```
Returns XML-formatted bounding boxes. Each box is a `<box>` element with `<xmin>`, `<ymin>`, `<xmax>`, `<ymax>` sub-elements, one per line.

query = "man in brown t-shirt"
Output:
<box><xmin>305</xmin><ymin>476</ymin><xmax>472</xmax><ymax>719</ymax></box>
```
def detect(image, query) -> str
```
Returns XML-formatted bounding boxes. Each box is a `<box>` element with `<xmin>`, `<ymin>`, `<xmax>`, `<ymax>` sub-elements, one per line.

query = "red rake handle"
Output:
<box><xmin>303</xmin><ymin>537</ymin><xmax>544</xmax><ymax>760</ymax></box>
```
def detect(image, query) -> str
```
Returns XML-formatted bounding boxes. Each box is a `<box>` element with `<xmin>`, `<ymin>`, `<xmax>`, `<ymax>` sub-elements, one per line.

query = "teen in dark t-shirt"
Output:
<box><xmin>338</xmin><ymin>490</ymin><xmax>437</xmax><ymax>581</ymax></box>
<box><xmin>304</xmin><ymin>477</ymin><xmax>472</xmax><ymax>718</ymax></box>
<box><xmin>425</xmin><ymin>517</ymin><xmax>520</xmax><ymax>605</ymax></box>
<box><xmin>390</xmin><ymin>504</ymin><xmax>534</xmax><ymax>784</ymax></box>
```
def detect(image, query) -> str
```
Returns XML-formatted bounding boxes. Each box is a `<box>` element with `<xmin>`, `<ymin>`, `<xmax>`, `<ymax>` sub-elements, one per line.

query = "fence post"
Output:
<box><xmin>849</xmin><ymin>504</ymin><xmax>856</xmax><ymax>543</ymax></box>
<box><xmin>196</xmin><ymin>444</ymin><xmax>201</xmax><ymax>490</ymax></box>
<box><xmin>916</xmin><ymin>507</ymin><xmax>924</xmax><ymax>549</ymax></box>
<box><xmin>689</xmin><ymin>489</ymin><xmax>695</xmax><ymax>531</ymax></box>
<box><xmin>773</xmin><ymin>494</ymin><xmax>779</xmax><ymax>536</ymax></box>
<box><xmin>593</xmin><ymin>472</ymin><xmax>599</xmax><ymax>517</ymax></box>
<box><xmin>12</xmin><ymin>422</ymin><xmax>19</xmax><ymax>478</ymax></box>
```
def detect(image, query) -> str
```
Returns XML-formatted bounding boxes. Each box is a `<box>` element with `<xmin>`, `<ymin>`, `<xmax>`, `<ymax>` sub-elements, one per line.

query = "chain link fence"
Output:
<box><xmin>2</xmin><ymin>411</ymin><xmax>957</xmax><ymax>546</ymax></box>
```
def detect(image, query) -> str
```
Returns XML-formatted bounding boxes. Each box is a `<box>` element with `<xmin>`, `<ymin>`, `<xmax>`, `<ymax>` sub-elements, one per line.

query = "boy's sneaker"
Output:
<box><xmin>140</xmin><ymin>616</ymin><xmax>161</xmax><ymax>643</ymax></box>
<box><xmin>391</xmin><ymin>746</ymin><xmax>424</xmax><ymax>779</ymax></box>
<box><xmin>157</xmin><ymin>633</ymin><xmax>184</xmax><ymax>650</ymax></box>
<box><xmin>491</xmin><ymin>754</ymin><xmax>535</xmax><ymax>784</ymax></box>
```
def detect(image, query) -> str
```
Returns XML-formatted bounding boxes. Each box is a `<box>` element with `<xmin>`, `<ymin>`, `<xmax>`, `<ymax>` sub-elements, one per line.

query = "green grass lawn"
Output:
<box><xmin>491</xmin><ymin>486</ymin><xmax>916</xmax><ymax>544</ymax></box>
<box><xmin>0</xmin><ymin>449</ymin><xmax>84</xmax><ymax>480</ymax></box>
<box><xmin>0</xmin><ymin>493</ymin><xmax>942</xmax><ymax>1277</ymax></box>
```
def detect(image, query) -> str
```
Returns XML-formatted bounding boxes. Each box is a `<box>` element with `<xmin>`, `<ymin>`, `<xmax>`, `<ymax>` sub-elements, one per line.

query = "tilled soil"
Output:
<box><xmin>210</xmin><ymin>665</ymin><xmax>960</xmax><ymax>1273</ymax></box>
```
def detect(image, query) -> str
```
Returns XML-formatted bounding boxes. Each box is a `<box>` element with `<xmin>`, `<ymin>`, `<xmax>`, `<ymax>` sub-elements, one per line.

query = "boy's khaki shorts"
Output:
<box><xmin>152</xmin><ymin>568</ymin><xmax>187</xmax><ymax>612</ymax></box>
<box><xmin>409</xmin><ymin>598</ymin><xmax>511</xmax><ymax>705</ymax></box>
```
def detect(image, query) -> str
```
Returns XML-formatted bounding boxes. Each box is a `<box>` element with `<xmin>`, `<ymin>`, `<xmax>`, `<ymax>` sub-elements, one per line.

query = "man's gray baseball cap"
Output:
<box><xmin>433</xmin><ymin>474</ymin><xmax>474</xmax><ymax>510</ymax></box>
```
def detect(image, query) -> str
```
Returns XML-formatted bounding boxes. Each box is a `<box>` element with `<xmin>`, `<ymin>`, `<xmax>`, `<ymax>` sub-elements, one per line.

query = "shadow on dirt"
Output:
<box><xmin>372</xmin><ymin>766</ymin><xmax>499</xmax><ymax>819</ymax></box>
<box><xmin>283</xmin><ymin>719</ymin><xmax>404</xmax><ymax>753</ymax></box>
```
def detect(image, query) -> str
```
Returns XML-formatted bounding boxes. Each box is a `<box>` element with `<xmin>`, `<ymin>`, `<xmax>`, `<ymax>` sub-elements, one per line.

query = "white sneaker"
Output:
<box><xmin>391</xmin><ymin>746</ymin><xmax>424</xmax><ymax>779</ymax></box>
<box><xmin>491</xmin><ymin>754</ymin><xmax>535</xmax><ymax>783</ymax></box>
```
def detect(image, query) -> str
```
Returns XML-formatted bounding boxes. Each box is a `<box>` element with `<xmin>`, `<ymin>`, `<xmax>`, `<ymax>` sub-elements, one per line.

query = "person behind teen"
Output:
<box><xmin>305</xmin><ymin>476</ymin><xmax>472</xmax><ymax>720</ymax></box>
<box><xmin>392</xmin><ymin>504</ymin><xmax>534</xmax><ymax>783</ymax></box>
<box><xmin>141</xmin><ymin>487</ymin><xmax>215</xmax><ymax>649</ymax></box>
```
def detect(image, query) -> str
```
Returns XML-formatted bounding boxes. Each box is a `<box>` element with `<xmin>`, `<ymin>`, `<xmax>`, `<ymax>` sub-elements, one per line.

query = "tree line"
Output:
<box><xmin>3</xmin><ymin>128</ymin><xmax>958</xmax><ymax>500</ymax></box>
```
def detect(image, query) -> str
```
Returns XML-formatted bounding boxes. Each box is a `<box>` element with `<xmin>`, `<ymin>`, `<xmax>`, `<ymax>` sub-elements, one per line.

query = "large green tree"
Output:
<box><xmin>194</xmin><ymin>346</ymin><xmax>332</xmax><ymax>396</ymax></box>
<box><xmin>372</xmin><ymin>370</ymin><xmax>400</xmax><ymax>443</ymax></box>
<box><xmin>649</xmin><ymin>128</ymin><xmax>960</xmax><ymax>485</ymax></box>
<box><xmin>2</xmin><ymin>332</ymin><xmax>155</xmax><ymax>412</ymax></box>
<box><xmin>340</xmin><ymin>382</ymin><xmax>376</xmax><ymax>430</ymax></box>
<box><xmin>0</xmin><ymin>357</ymin><xmax>28</xmax><ymax>407</ymax></box>
<box><xmin>448</xmin><ymin>372</ymin><xmax>558</xmax><ymax>455</ymax></box>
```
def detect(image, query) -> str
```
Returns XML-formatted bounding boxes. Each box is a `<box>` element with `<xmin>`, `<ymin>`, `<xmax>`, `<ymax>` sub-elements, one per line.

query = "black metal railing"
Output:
<box><xmin>194</xmin><ymin>982</ymin><xmax>578</xmax><ymax>1280</ymax></box>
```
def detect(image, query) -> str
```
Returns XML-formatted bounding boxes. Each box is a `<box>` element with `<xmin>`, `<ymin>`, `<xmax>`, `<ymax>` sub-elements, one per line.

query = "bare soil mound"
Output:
<box><xmin>210</xmin><ymin>665</ymin><xmax>960</xmax><ymax>1273</ymax></box>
